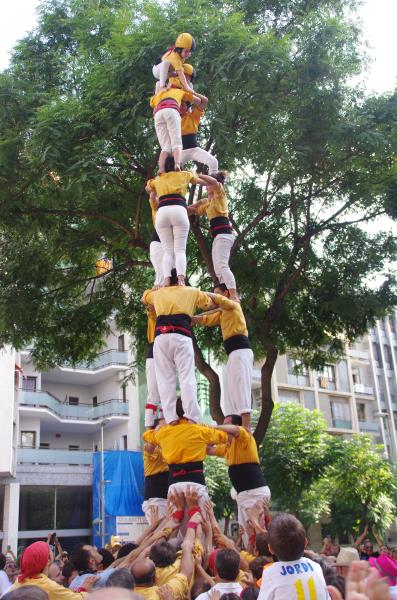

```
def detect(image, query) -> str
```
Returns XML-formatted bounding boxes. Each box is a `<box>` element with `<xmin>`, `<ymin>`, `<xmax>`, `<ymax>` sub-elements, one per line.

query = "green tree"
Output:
<box><xmin>205</xmin><ymin>456</ymin><xmax>235</xmax><ymax>526</ymax></box>
<box><xmin>1</xmin><ymin>0</ymin><xmax>396</xmax><ymax>442</ymax></box>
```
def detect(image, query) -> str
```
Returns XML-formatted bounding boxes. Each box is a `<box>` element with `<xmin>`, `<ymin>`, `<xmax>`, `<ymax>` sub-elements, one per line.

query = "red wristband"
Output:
<box><xmin>172</xmin><ymin>510</ymin><xmax>184</xmax><ymax>521</ymax></box>
<box><xmin>188</xmin><ymin>506</ymin><xmax>201</xmax><ymax>518</ymax></box>
<box><xmin>187</xmin><ymin>521</ymin><xmax>198</xmax><ymax>530</ymax></box>
<box><xmin>248</xmin><ymin>534</ymin><xmax>256</xmax><ymax>546</ymax></box>
<box><xmin>265</xmin><ymin>515</ymin><xmax>271</xmax><ymax>527</ymax></box>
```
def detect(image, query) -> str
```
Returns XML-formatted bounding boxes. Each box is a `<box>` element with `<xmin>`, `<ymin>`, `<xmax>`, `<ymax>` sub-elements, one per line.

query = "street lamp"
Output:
<box><xmin>100</xmin><ymin>419</ymin><xmax>110</xmax><ymax>547</ymax></box>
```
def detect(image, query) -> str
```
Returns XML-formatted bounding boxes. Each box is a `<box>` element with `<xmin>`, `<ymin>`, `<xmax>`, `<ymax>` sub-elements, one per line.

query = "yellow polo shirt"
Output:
<box><xmin>214</xmin><ymin>427</ymin><xmax>259</xmax><ymax>466</ymax></box>
<box><xmin>195</xmin><ymin>187</ymin><xmax>229</xmax><ymax>220</ymax></box>
<box><xmin>144</xmin><ymin>446</ymin><xmax>169</xmax><ymax>477</ymax></box>
<box><xmin>143</xmin><ymin>418</ymin><xmax>228</xmax><ymax>464</ymax></box>
<box><xmin>136</xmin><ymin>573</ymin><xmax>188</xmax><ymax>600</ymax></box>
<box><xmin>200</xmin><ymin>296</ymin><xmax>248</xmax><ymax>341</ymax></box>
<box><xmin>11</xmin><ymin>574</ymin><xmax>86</xmax><ymax>599</ymax></box>
<box><xmin>155</xmin><ymin>555</ymin><xmax>181</xmax><ymax>585</ymax></box>
<box><xmin>150</xmin><ymin>88</ymin><xmax>193</xmax><ymax>109</ymax></box>
<box><xmin>147</xmin><ymin>309</ymin><xmax>156</xmax><ymax>344</ymax></box>
<box><xmin>181</xmin><ymin>107</ymin><xmax>204</xmax><ymax>135</ymax></box>
<box><xmin>162</xmin><ymin>50</ymin><xmax>184</xmax><ymax>72</ymax></box>
<box><xmin>143</xmin><ymin>286</ymin><xmax>213</xmax><ymax>318</ymax></box>
<box><xmin>146</xmin><ymin>171</ymin><xmax>199</xmax><ymax>199</ymax></box>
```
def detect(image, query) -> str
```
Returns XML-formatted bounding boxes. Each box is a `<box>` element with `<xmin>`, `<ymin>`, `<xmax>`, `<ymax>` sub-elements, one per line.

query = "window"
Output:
<box><xmin>287</xmin><ymin>358</ymin><xmax>310</xmax><ymax>386</ymax></box>
<box><xmin>20</xmin><ymin>431</ymin><xmax>36</xmax><ymax>448</ymax></box>
<box><xmin>122</xmin><ymin>435</ymin><xmax>128</xmax><ymax>450</ymax></box>
<box><xmin>373</xmin><ymin>343</ymin><xmax>382</xmax><ymax>367</ymax></box>
<box><xmin>278</xmin><ymin>389</ymin><xmax>300</xmax><ymax>404</ymax></box>
<box><xmin>330</xmin><ymin>401</ymin><xmax>351</xmax><ymax>428</ymax></box>
<box><xmin>39</xmin><ymin>443</ymin><xmax>50</xmax><ymax>449</ymax></box>
<box><xmin>357</xmin><ymin>403</ymin><xmax>366</xmax><ymax>421</ymax></box>
<box><xmin>318</xmin><ymin>365</ymin><xmax>336</xmax><ymax>390</ymax></box>
<box><xmin>68</xmin><ymin>397</ymin><xmax>79</xmax><ymax>406</ymax></box>
<box><xmin>122</xmin><ymin>385</ymin><xmax>127</xmax><ymax>403</ymax></box>
<box><xmin>384</xmin><ymin>346</ymin><xmax>393</xmax><ymax>370</ymax></box>
<box><xmin>68</xmin><ymin>445</ymin><xmax>80</xmax><ymax>451</ymax></box>
<box><xmin>352</xmin><ymin>369</ymin><xmax>361</xmax><ymax>385</ymax></box>
<box><xmin>118</xmin><ymin>335</ymin><xmax>125</xmax><ymax>352</ymax></box>
<box><xmin>303</xmin><ymin>391</ymin><xmax>316</xmax><ymax>411</ymax></box>
<box><xmin>92</xmin><ymin>396</ymin><xmax>98</xmax><ymax>407</ymax></box>
<box><xmin>22</xmin><ymin>376</ymin><xmax>37</xmax><ymax>391</ymax></box>
<box><xmin>19</xmin><ymin>486</ymin><xmax>92</xmax><ymax>531</ymax></box>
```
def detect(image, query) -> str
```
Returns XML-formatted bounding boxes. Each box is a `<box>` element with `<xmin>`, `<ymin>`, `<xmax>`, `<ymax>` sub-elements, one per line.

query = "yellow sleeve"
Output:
<box><xmin>195</xmin><ymin>199</ymin><xmax>210</xmax><ymax>216</ymax></box>
<box><xmin>143</xmin><ymin>429</ymin><xmax>158</xmax><ymax>445</ymax></box>
<box><xmin>196</xmin><ymin>291</ymin><xmax>214</xmax><ymax>312</ymax></box>
<box><xmin>202</xmin><ymin>427</ymin><xmax>228</xmax><ymax>445</ymax></box>
<box><xmin>162</xmin><ymin>574</ymin><xmax>189</xmax><ymax>600</ymax></box>
<box><xmin>213</xmin><ymin>294</ymin><xmax>236</xmax><ymax>310</ymax></box>
<box><xmin>142</xmin><ymin>289</ymin><xmax>155</xmax><ymax>305</ymax></box>
<box><xmin>201</xmin><ymin>311</ymin><xmax>221</xmax><ymax>328</ymax></box>
<box><xmin>166</xmin><ymin>53</ymin><xmax>183</xmax><ymax>71</ymax></box>
<box><xmin>192</xmin><ymin>106</ymin><xmax>204</xmax><ymax>122</ymax></box>
<box><xmin>214</xmin><ymin>444</ymin><xmax>227</xmax><ymax>457</ymax></box>
<box><xmin>147</xmin><ymin>178</ymin><xmax>156</xmax><ymax>191</ymax></box>
<box><xmin>46</xmin><ymin>580</ymin><xmax>86</xmax><ymax>599</ymax></box>
<box><xmin>237</xmin><ymin>427</ymin><xmax>251</xmax><ymax>448</ymax></box>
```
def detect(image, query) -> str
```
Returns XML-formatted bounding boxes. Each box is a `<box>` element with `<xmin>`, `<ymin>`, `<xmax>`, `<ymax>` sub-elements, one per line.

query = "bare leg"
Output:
<box><xmin>229</xmin><ymin>288</ymin><xmax>239</xmax><ymax>301</ymax></box>
<box><xmin>173</xmin><ymin>147</ymin><xmax>182</xmax><ymax>171</ymax></box>
<box><xmin>158</xmin><ymin>150</ymin><xmax>170</xmax><ymax>174</ymax></box>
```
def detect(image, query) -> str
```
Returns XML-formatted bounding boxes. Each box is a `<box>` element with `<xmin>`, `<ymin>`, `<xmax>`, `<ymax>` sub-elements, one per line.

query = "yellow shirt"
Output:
<box><xmin>155</xmin><ymin>556</ymin><xmax>181</xmax><ymax>585</ymax></box>
<box><xmin>143</xmin><ymin>286</ymin><xmax>213</xmax><ymax>318</ymax></box>
<box><xmin>181</xmin><ymin>107</ymin><xmax>204</xmax><ymax>135</ymax></box>
<box><xmin>147</xmin><ymin>170</ymin><xmax>199</xmax><ymax>199</ymax></box>
<box><xmin>241</xmin><ymin>550</ymin><xmax>256</xmax><ymax>563</ymax></box>
<box><xmin>162</xmin><ymin>50</ymin><xmax>184</xmax><ymax>72</ymax></box>
<box><xmin>147</xmin><ymin>309</ymin><xmax>156</xmax><ymax>344</ymax></box>
<box><xmin>144</xmin><ymin>445</ymin><xmax>169</xmax><ymax>476</ymax></box>
<box><xmin>136</xmin><ymin>573</ymin><xmax>188</xmax><ymax>600</ymax></box>
<box><xmin>214</xmin><ymin>427</ymin><xmax>259</xmax><ymax>466</ymax></box>
<box><xmin>143</xmin><ymin>418</ymin><xmax>228</xmax><ymax>464</ymax></box>
<box><xmin>195</xmin><ymin>187</ymin><xmax>229</xmax><ymax>220</ymax></box>
<box><xmin>201</xmin><ymin>296</ymin><xmax>248</xmax><ymax>340</ymax></box>
<box><xmin>11</xmin><ymin>574</ymin><xmax>86</xmax><ymax>600</ymax></box>
<box><xmin>150</xmin><ymin>88</ymin><xmax>193</xmax><ymax>109</ymax></box>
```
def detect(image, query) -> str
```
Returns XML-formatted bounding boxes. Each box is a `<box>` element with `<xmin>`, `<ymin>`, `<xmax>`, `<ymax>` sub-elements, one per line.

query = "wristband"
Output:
<box><xmin>248</xmin><ymin>534</ymin><xmax>256</xmax><ymax>546</ymax></box>
<box><xmin>187</xmin><ymin>521</ymin><xmax>198</xmax><ymax>530</ymax></box>
<box><xmin>172</xmin><ymin>510</ymin><xmax>184</xmax><ymax>521</ymax></box>
<box><xmin>188</xmin><ymin>506</ymin><xmax>201</xmax><ymax>518</ymax></box>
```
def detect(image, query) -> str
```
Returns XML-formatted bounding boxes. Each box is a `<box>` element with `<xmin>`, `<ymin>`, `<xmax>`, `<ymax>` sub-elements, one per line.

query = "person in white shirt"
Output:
<box><xmin>195</xmin><ymin>549</ymin><xmax>243</xmax><ymax>600</ymax></box>
<box><xmin>258</xmin><ymin>513</ymin><xmax>330</xmax><ymax>600</ymax></box>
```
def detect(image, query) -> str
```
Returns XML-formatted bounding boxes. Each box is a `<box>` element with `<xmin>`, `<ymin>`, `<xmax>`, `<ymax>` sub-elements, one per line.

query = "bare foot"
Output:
<box><xmin>174</xmin><ymin>164</ymin><xmax>181</xmax><ymax>171</ymax></box>
<box><xmin>177</xmin><ymin>275</ymin><xmax>185</xmax><ymax>286</ymax></box>
<box><xmin>164</xmin><ymin>277</ymin><xmax>171</xmax><ymax>286</ymax></box>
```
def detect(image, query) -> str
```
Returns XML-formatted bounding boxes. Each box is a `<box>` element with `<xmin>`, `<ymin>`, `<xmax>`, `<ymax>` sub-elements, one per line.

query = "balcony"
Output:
<box><xmin>354</xmin><ymin>383</ymin><xmax>374</xmax><ymax>395</ymax></box>
<box><xmin>19</xmin><ymin>390</ymin><xmax>129</xmax><ymax>421</ymax></box>
<box><xmin>17</xmin><ymin>447</ymin><xmax>92</xmax><ymax>465</ymax></box>
<box><xmin>348</xmin><ymin>349</ymin><xmax>369</xmax><ymax>361</ymax></box>
<box><xmin>71</xmin><ymin>350</ymin><xmax>129</xmax><ymax>370</ymax></box>
<box><xmin>332</xmin><ymin>418</ymin><xmax>352</xmax><ymax>429</ymax></box>
<box><xmin>359</xmin><ymin>421</ymin><xmax>379</xmax><ymax>433</ymax></box>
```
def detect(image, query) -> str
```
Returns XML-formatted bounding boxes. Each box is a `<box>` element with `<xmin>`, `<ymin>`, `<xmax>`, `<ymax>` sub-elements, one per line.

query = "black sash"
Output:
<box><xmin>182</xmin><ymin>133</ymin><xmax>198</xmax><ymax>149</ymax></box>
<box><xmin>228</xmin><ymin>463</ymin><xmax>266</xmax><ymax>493</ymax></box>
<box><xmin>144</xmin><ymin>471</ymin><xmax>169</xmax><ymax>500</ymax></box>
<box><xmin>155</xmin><ymin>313</ymin><xmax>192</xmax><ymax>339</ymax></box>
<box><xmin>158</xmin><ymin>194</ymin><xmax>187</xmax><ymax>209</ymax></box>
<box><xmin>224</xmin><ymin>335</ymin><xmax>251</xmax><ymax>355</ymax></box>
<box><xmin>168</xmin><ymin>461</ymin><xmax>205</xmax><ymax>485</ymax></box>
<box><xmin>210</xmin><ymin>216</ymin><xmax>233</xmax><ymax>238</ymax></box>
<box><xmin>151</xmin><ymin>229</ymin><xmax>160</xmax><ymax>243</ymax></box>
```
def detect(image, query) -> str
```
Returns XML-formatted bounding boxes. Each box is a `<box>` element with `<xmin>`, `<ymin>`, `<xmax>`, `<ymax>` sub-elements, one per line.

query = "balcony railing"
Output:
<box><xmin>19</xmin><ymin>390</ymin><xmax>129</xmax><ymax>420</ymax></box>
<box><xmin>359</xmin><ymin>421</ymin><xmax>379</xmax><ymax>433</ymax></box>
<box><xmin>64</xmin><ymin>349</ymin><xmax>129</xmax><ymax>370</ymax></box>
<box><xmin>348</xmin><ymin>349</ymin><xmax>369</xmax><ymax>361</ymax></box>
<box><xmin>332</xmin><ymin>418</ymin><xmax>352</xmax><ymax>429</ymax></box>
<box><xmin>17</xmin><ymin>447</ymin><xmax>92</xmax><ymax>465</ymax></box>
<box><xmin>354</xmin><ymin>383</ymin><xmax>374</xmax><ymax>395</ymax></box>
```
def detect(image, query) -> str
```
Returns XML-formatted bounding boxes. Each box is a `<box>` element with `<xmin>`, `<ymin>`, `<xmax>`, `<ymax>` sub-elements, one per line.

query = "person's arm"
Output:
<box><xmin>188</xmin><ymin>198</ymin><xmax>210</xmax><ymax>216</ymax></box>
<box><xmin>141</xmin><ymin>289</ymin><xmax>155</xmax><ymax>306</ymax></box>
<box><xmin>180</xmin><ymin>511</ymin><xmax>201</xmax><ymax>582</ymax></box>
<box><xmin>142</xmin><ymin>428</ymin><xmax>159</xmax><ymax>446</ymax></box>
<box><xmin>354</xmin><ymin>525</ymin><xmax>368</xmax><ymax>549</ymax></box>
<box><xmin>192</xmin><ymin>94</ymin><xmax>208</xmax><ymax>111</ymax></box>
<box><xmin>196</xmin><ymin>174</ymin><xmax>220</xmax><ymax>188</ymax></box>
<box><xmin>371</xmin><ymin>526</ymin><xmax>384</xmax><ymax>549</ymax></box>
<box><xmin>146</xmin><ymin>179</ymin><xmax>155</xmax><ymax>194</ymax></box>
<box><xmin>175</xmin><ymin>69</ymin><xmax>191</xmax><ymax>92</ymax></box>
<box><xmin>206</xmin><ymin>292</ymin><xmax>236</xmax><ymax>311</ymax></box>
<box><xmin>149</xmin><ymin>193</ymin><xmax>159</xmax><ymax>210</ymax></box>
<box><xmin>195</xmin><ymin>557</ymin><xmax>215</xmax><ymax>586</ymax></box>
<box><xmin>215</xmin><ymin>424</ymin><xmax>240</xmax><ymax>438</ymax></box>
<box><xmin>192</xmin><ymin>311</ymin><xmax>221</xmax><ymax>328</ymax></box>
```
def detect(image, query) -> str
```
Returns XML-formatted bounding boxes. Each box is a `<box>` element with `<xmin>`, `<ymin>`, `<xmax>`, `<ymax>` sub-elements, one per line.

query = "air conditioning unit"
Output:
<box><xmin>320</xmin><ymin>377</ymin><xmax>329</xmax><ymax>389</ymax></box>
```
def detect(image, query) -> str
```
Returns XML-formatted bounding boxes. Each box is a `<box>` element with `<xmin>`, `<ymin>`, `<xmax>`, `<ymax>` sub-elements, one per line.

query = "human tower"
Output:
<box><xmin>141</xmin><ymin>33</ymin><xmax>270</xmax><ymax>535</ymax></box>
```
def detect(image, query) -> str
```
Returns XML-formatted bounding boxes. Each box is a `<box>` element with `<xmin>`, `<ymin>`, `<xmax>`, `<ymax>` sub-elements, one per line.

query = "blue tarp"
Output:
<box><xmin>92</xmin><ymin>450</ymin><xmax>144</xmax><ymax>547</ymax></box>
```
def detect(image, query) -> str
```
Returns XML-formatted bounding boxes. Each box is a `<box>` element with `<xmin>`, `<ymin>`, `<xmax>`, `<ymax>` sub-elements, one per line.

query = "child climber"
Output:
<box><xmin>152</xmin><ymin>33</ymin><xmax>196</xmax><ymax>92</ymax></box>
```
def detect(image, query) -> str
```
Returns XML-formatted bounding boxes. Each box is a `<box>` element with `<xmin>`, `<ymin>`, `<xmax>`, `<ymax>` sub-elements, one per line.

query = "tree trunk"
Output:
<box><xmin>193</xmin><ymin>338</ymin><xmax>224</xmax><ymax>424</ymax></box>
<box><xmin>254</xmin><ymin>346</ymin><xmax>278</xmax><ymax>445</ymax></box>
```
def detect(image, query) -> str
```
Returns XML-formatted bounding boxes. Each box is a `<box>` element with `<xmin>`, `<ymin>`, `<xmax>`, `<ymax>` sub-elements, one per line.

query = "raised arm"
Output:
<box><xmin>197</xmin><ymin>174</ymin><xmax>220</xmax><ymax>188</ymax></box>
<box><xmin>215</xmin><ymin>424</ymin><xmax>240</xmax><ymax>438</ymax></box>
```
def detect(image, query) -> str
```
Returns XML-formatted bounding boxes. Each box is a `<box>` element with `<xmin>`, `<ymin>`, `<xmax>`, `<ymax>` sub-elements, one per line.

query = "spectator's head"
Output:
<box><xmin>191</xmin><ymin>578</ymin><xmax>211</xmax><ymax>600</ymax></box>
<box><xmin>62</xmin><ymin>561</ymin><xmax>78</xmax><ymax>586</ymax></box>
<box><xmin>224</xmin><ymin>415</ymin><xmax>242</xmax><ymax>426</ymax></box>
<box><xmin>18</xmin><ymin>541</ymin><xmax>51</xmax><ymax>582</ymax></box>
<box><xmin>149</xmin><ymin>541</ymin><xmax>177</xmax><ymax>568</ymax></box>
<box><xmin>361</xmin><ymin>539</ymin><xmax>374</xmax><ymax>557</ymax></box>
<box><xmin>98</xmin><ymin>549</ymin><xmax>115</xmax><ymax>570</ymax></box>
<box><xmin>268</xmin><ymin>513</ymin><xmax>306</xmax><ymax>561</ymax></box>
<box><xmin>116</xmin><ymin>543</ymin><xmax>139</xmax><ymax>560</ymax></box>
<box><xmin>4</xmin><ymin>556</ymin><xmax>18</xmax><ymax>583</ymax></box>
<box><xmin>255</xmin><ymin>533</ymin><xmax>272</xmax><ymax>557</ymax></box>
<box><xmin>131</xmin><ymin>559</ymin><xmax>156</xmax><ymax>586</ymax></box>
<box><xmin>2</xmin><ymin>586</ymin><xmax>49</xmax><ymax>600</ymax></box>
<box><xmin>369</xmin><ymin>554</ymin><xmax>397</xmax><ymax>586</ymax></box>
<box><xmin>250</xmin><ymin>556</ymin><xmax>268</xmax><ymax>582</ymax></box>
<box><xmin>324</xmin><ymin>574</ymin><xmax>346</xmax><ymax>598</ymax></box>
<box><xmin>69</xmin><ymin>544</ymin><xmax>102</xmax><ymax>574</ymax></box>
<box><xmin>241</xmin><ymin>586</ymin><xmax>259</xmax><ymax>600</ymax></box>
<box><xmin>48</xmin><ymin>561</ymin><xmax>64</xmax><ymax>584</ymax></box>
<box><xmin>215</xmin><ymin>548</ymin><xmax>240</xmax><ymax>582</ymax></box>
<box><xmin>310</xmin><ymin>555</ymin><xmax>336</xmax><ymax>579</ymax></box>
<box><xmin>335</xmin><ymin>547</ymin><xmax>360</xmax><ymax>577</ymax></box>
<box><xmin>106</xmin><ymin>568</ymin><xmax>135</xmax><ymax>590</ymax></box>
<box><xmin>0</xmin><ymin>553</ymin><xmax>6</xmax><ymax>570</ymax></box>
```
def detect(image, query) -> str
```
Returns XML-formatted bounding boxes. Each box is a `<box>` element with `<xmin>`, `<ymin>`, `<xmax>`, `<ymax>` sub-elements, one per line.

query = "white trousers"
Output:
<box><xmin>181</xmin><ymin>147</ymin><xmax>218</xmax><ymax>175</ymax></box>
<box><xmin>145</xmin><ymin>357</ymin><xmax>161</xmax><ymax>427</ymax></box>
<box><xmin>153</xmin><ymin>333</ymin><xmax>201</xmax><ymax>423</ymax></box>
<box><xmin>155</xmin><ymin>206</ymin><xmax>189</xmax><ymax>277</ymax></box>
<box><xmin>152</xmin><ymin>61</ymin><xmax>171</xmax><ymax>88</ymax></box>
<box><xmin>149</xmin><ymin>240</ymin><xmax>165</xmax><ymax>287</ymax></box>
<box><xmin>212</xmin><ymin>234</ymin><xmax>236</xmax><ymax>290</ymax></box>
<box><xmin>225</xmin><ymin>348</ymin><xmax>253</xmax><ymax>415</ymax></box>
<box><xmin>142</xmin><ymin>498</ymin><xmax>168</xmax><ymax>525</ymax></box>
<box><xmin>234</xmin><ymin>486</ymin><xmax>271</xmax><ymax>541</ymax></box>
<box><xmin>168</xmin><ymin>482</ymin><xmax>209</xmax><ymax>509</ymax></box>
<box><xmin>154</xmin><ymin>108</ymin><xmax>182</xmax><ymax>152</ymax></box>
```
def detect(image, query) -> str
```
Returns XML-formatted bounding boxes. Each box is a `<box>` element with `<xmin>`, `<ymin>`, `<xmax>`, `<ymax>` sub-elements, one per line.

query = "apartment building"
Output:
<box><xmin>0</xmin><ymin>322</ymin><xmax>142</xmax><ymax>554</ymax></box>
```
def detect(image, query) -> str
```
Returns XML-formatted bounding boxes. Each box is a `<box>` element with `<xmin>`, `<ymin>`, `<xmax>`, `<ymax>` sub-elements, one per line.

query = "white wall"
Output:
<box><xmin>19</xmin><ymin>416</ymin><xmax>41</xmax><ymax>446</ymax></box>
<box><xmin>0</xmin><ymin>346</ymin><xmax>17</xmax><ymax>476</ymax></box>
<box><xmin>40</xmin><ymin>430</ymin><xmax>95</xmax><ymax>449</ymax></box>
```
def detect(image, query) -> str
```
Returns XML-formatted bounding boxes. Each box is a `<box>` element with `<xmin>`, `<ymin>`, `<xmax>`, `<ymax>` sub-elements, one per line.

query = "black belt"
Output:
<box><xmin>151</xmin><ymin>229</ymin><xmax>160</xmax><ymax>243</ymax></box>
<box><xmin>144</xmin><ymin>471</ymin><xmax>169</xmax><ymax>500</ymax></box>
<box><xmin>155</xmin><ymin>313</ymin><xmax>192</xmax><ymax>339</ymax></box>
<box><xmin>182</xmin><ymin>133</ymin><xmax>198</xmax><ymax>150</ymax></box>
<box><xmin>210</xmin><ymin>216</ymin><xmax>233</xmax><ymax>238</ymax></box>
<box><xmin>168</xmin><ymin>461</ymin><xmax>205</xmax><ymax>485</ymax></box>
<box><xmin>224</xmin><ymin>334</ymin><xmax>251</xmax><ymax>355</ymax></box>
<box><xmin>158</xmin><ymin>194</ymin><xmax>187</xmax><ymax>209</ymax></box>
<box><xmin>228</xmin><ymin>463</ymin><xmax>266</xmax><ymax>493</ymax></box>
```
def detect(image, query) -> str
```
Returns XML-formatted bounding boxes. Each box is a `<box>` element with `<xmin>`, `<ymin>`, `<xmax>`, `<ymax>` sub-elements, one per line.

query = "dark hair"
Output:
<box><xmin>69</xmin><ymin>544</ymin><xmax>92</xmax><ymax>574</ymax></box>
<box><xmin>2</xmin><ymin>588</ymin><xmax>49</xmax><ymax>600</ymax></box>
<box><xmin>176</xmin><ymin>397</ymin><xmax>184</xmax><ymax>419</ymax></box>
<box><xmin>106</xmin><ymin>567</ymin><xmax>135</xmax><ymax>590</ymax></box>
<box><xmin>310</xmin><ymin>555</ymin><xmax>336</xmax><ymax>579</ymax></box>
<box><xmin>268</xmin><ymin>513</ymin><xmax>306</xmax><ymax>561</ymax></box>
<box><xmin>170</xmin><ymin>268</ymin><xmax>178</xmax><ymax>286</ymax></box>
<box><xmin>62</xmin><ymin>561</ymin><xmax>77</xmax><ymax>580</ymax></box>
<box><xmin>149</xmin><ymin>541</ymin><xmax>176</xmax><ymax>568</ymax></box>
<box><xmin>215</xmin><ymin>548</ymin><xmax>240</xmax><ymax>581</ymax></box>
<box><xmin>225</xmin><ymin>414</ymin><xmax>242</xmax><ymax>426</ymax></box>
<box><xmin>255</xmin><ymin>532</ymin><xmax>272</xmax><ymax>557</ymax></box>
<box><xmin>241</xmin><ymin>587</ymin><xmax>259</xmax><ymax>600</ymax></box>
<box><xmin>0</xmin><ymin>554</ymin><xmax>6</xmax><ymax>571</ymax></box>
<box><xmin>212</xmin><ymin>171</ymin><xmax>228</xmax><ymax>185</ymax></box>
<box><xmin>249</xmin><ymin>556</ymin><xmax>268</xmax><ymax>580</ymax></box>
<box><xmin>117</xmin><ymin>542</ymin><xmax>139</xmax><ymax>559</ymax></box>
<box><xmin>324</xmin><ymin>574</ymin><xmax>346</xmax><ymax>598</ymax></box>
<box><xmin>164</xmin><ymin>156</ymin><xmax>175</xmax><ymax>172</ymax></box>
<box><xmin>98</xmin><ymin>548</ymin><xmax>115</xmax><ymax>569</ymax></box>
<box><xmin>220</xmin><ymin>595</ymin><xmax>240</xmax><ymax>600</ymax></box>
<box><xmin>191</xmin><ymin>579</ymin><xmax>211</xmax><ymax>600</ymax></box>
<box><xmin>214</xmin><ymin>283</ymin><xmax>228</xmax><ymax>293</ymax></box>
